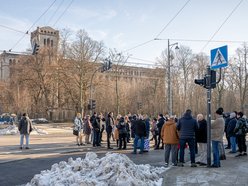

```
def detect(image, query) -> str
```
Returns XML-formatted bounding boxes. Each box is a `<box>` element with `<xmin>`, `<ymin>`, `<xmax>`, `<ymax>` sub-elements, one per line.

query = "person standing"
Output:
<box><xmin>195</xmin><ymin>114</ymin><xmax>207</xmax><ymax>166</ymax></box>
<box><xmin>211</xmin><ymin>108</ymin><xmax>225</xmax><ymax>168</ymax></box>
<box><xmin>18</xmin><ymin>113</ymin><xmax>33</xmax><ymax>149</ymax></box>
<box><xmin>92</xmin><ymin>115</ymin><xmax>101</xmax><ymax>147</ymax></box>
<box><xmin>150</xmin><ymin>118</ymin><xmax>158</xmax><ymax>148</ymax></box>
<box><xmin>234</xmin><ymin>112</ymin><xmax>247</xmax><ymax>157</ymax></box>
<box><xmin>132</xmin><ymin>115</ymin><xmax>147</xmax><ymax>154</ymax></box>
<box><xmin>117</xmin><ymin>117</ymin><xmax>127</xmax><ymax>149</ymax></box>
<box><xmin>83</xmin><ymin>115</ymin><xmax>92</xmax><ymax>144</ymax></box>
<box><xmin>155</xmin><ymin>114</ymin><xmax>165</xmax><ymax>150</ymax></box>
<box><xmin>177</xmin><ymin>109</ymin><xmax>198</xmax><ymax>167</ymax></box>
<box><xmin>161</xmin><ymin>116</ymin><xmax>179</xmax><ymax>166</ymax></box>
<box><xmin>74</xmin><ymin>113</ymin><xmax>84</xmax><ymax>146</ymax></box>
<box><xmin>226</xmin><ymin>112</ymin><xmax>237</xmax><ymax>153</ymax></box>
<box><xmin>106</xmin><ymin>112</ymin><xmax>114</xmax><ymax>149</ymax></box>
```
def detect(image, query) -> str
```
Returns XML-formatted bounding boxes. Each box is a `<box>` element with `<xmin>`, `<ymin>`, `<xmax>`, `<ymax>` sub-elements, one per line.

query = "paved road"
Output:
<box><xmin>0</xmin><ymin>130</ymin><xmax>166</xmax><ymax>186</ymax></box>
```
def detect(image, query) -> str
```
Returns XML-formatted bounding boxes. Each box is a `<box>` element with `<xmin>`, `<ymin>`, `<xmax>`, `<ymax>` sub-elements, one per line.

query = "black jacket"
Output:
<box><xmin>177</xmin><ymin>113</ymin><xmax>198</xmax><ymax>139</ymax></box>
<box><xmin>106</xmin><ymin>116</ymin><xmax>114</xmax><ymax>133</ymax></box>
<box><xmin>134</xmin><ymin>119</ymin><xmax>147</xmax><ymax>137</ymax></box>
<box><xmin>195</xmin><ymin>119</ymin><xmax>207</xmax><ymax>143</ymax></box>
<box><xmin>226</xmin><ymin>118</ymin><xmax>237</xmax><ymax>137</ymax></box>
<box><xmin>117</xmin><ymin>121</ymin><xmax>127</xmax><ymax>134</ymax></box>
<box><xmin>157</xmin><ymin>117</ymin><xmax>165</xmax><ymax>129</ymax></box>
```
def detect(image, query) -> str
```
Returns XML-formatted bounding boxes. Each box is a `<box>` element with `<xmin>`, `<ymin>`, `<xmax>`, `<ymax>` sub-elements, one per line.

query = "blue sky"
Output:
<box><xmin>0</xmin><ymin>0</ymin><xmax>247</xmax><ymax>64</ymax></box>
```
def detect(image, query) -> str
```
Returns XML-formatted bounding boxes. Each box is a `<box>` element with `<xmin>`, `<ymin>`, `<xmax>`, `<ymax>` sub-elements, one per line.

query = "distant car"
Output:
<box><xmin>31</xmin><ymin>118</ymin><xmax>49</xmax><ymax>124</ymax></box>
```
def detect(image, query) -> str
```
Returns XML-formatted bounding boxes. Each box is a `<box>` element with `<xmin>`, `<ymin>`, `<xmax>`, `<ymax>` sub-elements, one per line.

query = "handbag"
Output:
<box><xmin>73</xmin><ymin>129</ymin><xmax>79</xmax><ymax>136</ymax></box>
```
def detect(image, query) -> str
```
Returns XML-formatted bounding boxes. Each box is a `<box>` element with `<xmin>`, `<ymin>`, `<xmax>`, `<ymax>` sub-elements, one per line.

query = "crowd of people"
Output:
<box><xmin>16</xmin><ymin>107</ymin><xmax>247</xmax><ymax>168</ymax></box>
<box><xmin>72</xmin><ymin>107</ymin><xmax>247</xmax><ymax>168</ymax></box>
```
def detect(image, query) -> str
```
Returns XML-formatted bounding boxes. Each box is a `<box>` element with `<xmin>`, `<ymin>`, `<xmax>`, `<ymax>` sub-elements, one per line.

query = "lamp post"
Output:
<box><xmin>167</xmin><ymin>39</ymin><xmax>179</xmax><ymax>116</ymax></box>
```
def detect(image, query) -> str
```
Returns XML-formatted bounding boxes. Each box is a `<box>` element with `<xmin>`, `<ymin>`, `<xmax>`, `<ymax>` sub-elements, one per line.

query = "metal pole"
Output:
<box><xmin>167</xmin><ymin>39</ymin><xmax>171</xmax><ymax>116</ymax></box>
<box><xmin>206</xmin><ymin>66</ymin><xmax>212</xmax><ymax>167</ymax></box>
<box><xmin>90</xmin><ymin>68</ymin><xmax>99</xmax><ymax>115</ymax></box>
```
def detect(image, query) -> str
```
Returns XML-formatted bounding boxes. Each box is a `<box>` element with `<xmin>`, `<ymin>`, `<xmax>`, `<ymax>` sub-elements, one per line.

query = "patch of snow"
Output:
<box><xmin>0</xmin><ymin>125</ymin><xmax>18</xmax><ymax>135</ymax></box>
<box><xmin>26</xmin><ymin>152</ymin><xmax>167</xmax><ymax>186</ymax></box>
<box><xmin>31</xmin><ymin>126</ymin><xmax>48</xmax><ymax>135</ymax></box>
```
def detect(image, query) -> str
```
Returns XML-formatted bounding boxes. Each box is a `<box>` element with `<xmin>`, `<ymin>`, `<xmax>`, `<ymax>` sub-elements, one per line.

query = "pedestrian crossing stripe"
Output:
<box><xmin>212</xmin><ymin>49</ymin><xmax>227</xmax><ymax>66</ymax></box>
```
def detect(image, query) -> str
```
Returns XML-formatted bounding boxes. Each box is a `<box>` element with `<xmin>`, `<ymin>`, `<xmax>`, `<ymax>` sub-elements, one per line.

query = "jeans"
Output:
<box><xmin>164</xmin><ymin>144</ymin><xmax>178</xmax><ymax>164</ymax></box>
<box><xmin>93</xmin><ymin>129</ymin><xmax>100</xmax><ymax>146</ymax></box>
<box><xmin>212</xmin><ymin>140</ymin><xmax>220</xmax><ymax>166</ymax></box>
<box><xmin>20</xmin><ymin>134</ymin><xmax>29</xmax><ymax>147</ymax></box>
<box><xmin>230</xmin><ymin>136</ymin><xmax>237</xmax><ymax>152</ymax></box>
<box><xmin>179</xmin><ymin>138</ymin><xmax>195</xmax><ymax>164</ymax></box>
<box><xmin>133</xmin><ymin>135</ymin><xmax>144</xmax><ymax>153</ymax></box>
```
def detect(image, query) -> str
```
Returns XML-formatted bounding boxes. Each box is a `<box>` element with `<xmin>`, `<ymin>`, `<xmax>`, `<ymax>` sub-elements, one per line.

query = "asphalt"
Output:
<box><xmin>0</xmin><ymin>126</ymin><xmax>248</xmax><ymax>186</ymax></box>
<box><xmin>162</xmin><ymin>148</ymin><xmax>248</xmax><ymax>186</ymax></box>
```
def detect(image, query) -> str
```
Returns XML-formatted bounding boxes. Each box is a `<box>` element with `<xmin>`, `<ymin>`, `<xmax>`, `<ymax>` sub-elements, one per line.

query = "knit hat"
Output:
<box><xmin>159</xmin><ymin>114</ymin><xmax>163</xmax><ymax>118</ymax></box>
<box><xmin>229</xmin><ymin>112</ymin><xmax>236</xmax><ymax>119</ymax></box>
<box><xmin>216</xmin><ymin>108</ymin><xmax>223</xmax><ymax>115</ymax></box>
<box><xmin>237</xmin><ymin>112</ymin><xmax>244</xmax><ymax>118</ymax></box>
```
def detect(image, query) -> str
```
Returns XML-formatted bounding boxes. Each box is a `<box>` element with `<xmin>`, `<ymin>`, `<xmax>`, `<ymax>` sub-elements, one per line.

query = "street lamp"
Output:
<box><xmin>167</xmin><ymin>39</ymin><xmax>179</xmax><ymax>116</ymax></box>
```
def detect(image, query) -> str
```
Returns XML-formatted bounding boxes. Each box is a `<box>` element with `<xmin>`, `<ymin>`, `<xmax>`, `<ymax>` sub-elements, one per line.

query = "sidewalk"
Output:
<box><xmin>162</xmin><ymin>149</ymin><xmax>248</xmax><ymax>186</ymax></box>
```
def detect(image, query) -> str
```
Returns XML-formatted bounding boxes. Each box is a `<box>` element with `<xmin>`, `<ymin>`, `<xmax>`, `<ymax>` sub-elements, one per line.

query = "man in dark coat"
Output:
<box><xmin>226</xmin><ymin>112</ymin><xmax>237</xmax><ymax>153</ymax></box>
<box><xmin>132</xmin><ymin>115</ymin><xmax>147</xmax><ymax>154</ymax></box>
<box><xmin>92</xmin><ymin>115</ymin><xmax>101</xmax><ymax>147</ymax></box>
<box><xmin>106</xmin><ymin>112</ymin><xmax>114</xmax><ymax>149</ymax></box>
<box><xmin>177</xmin><ymin>109</ymin><xmax>198</xmax><ymax>167</ymax></box>
<box><xmin>18</xmin><ymin>113</ymin><xmax>33</xmax><ymax>149</ymax></box>
<box><xmin>155</xmin><ymin>114</ymin><xmax>165</xmax><ymax>149</ymax></box>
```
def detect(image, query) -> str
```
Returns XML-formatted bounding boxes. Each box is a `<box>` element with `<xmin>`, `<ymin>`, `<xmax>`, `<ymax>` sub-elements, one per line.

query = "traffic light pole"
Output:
<box><xmin>90</xmin><ymin>68</ymin><xmax>100</xmax><ymax>115</ymax></box>
<box><xmin>206</xmin><ymin>66</ymin><xmax>212</xmax><ymax>167</ymax></box>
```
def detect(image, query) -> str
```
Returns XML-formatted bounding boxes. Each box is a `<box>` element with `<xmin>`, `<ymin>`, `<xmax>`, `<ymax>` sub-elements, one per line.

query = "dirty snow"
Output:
<box><xmin>0</xmin><ymin>125</ymin><xmax>18</xmax><ymax>135</ymax></box>
<box><xmin>0</xmin><ymin>125</ymin><xmax>48</xmax><ymax>135</ymax></box>
<box><xmin>26</xmin><ymin>152</ymin><xmax>167</xmax><ymax>186</ymax></box>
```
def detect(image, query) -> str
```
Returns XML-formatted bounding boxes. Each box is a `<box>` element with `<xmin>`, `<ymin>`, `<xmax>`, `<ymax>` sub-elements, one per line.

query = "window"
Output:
<box><xmin>44</xmin><ymin>39</ymin><xmax>46</xmax><ymax>46</ymax></box>
<box><xmin>51</xmin><ymin>40</ymin><xmax>53</xmax><ymax>47</ymax></box>
<box><xmin>47</xmin><ymin>38</ymin><xmax>50</xmax><ymax>46</ymax></box>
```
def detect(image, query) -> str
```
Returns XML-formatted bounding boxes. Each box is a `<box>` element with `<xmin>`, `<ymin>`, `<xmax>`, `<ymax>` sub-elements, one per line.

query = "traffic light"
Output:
<box><xmin>101</xmin><ymin>62</ymin><xmax>107</xmax><ymax>72</ymax></box>
<box><xmin>194</xmin><ymin>76</ymin><xmax>207</xmax><ymax>88</ymax></box>
<box><xmin>107</xmin><ymin>60</ymin><xmax>112</xmax><ymax>70</ymax></box>
<box><xmin>92</xmin><ymin>100</ymin><xmax>96</xmax><ymax>109</ymax></box>
<box><xmin>211</xmin><ymin>70</ymin><xmax>216</xmax><ymax>89</ymax></box>
<box><xmin>32</xmin><ymin>43</ymin><xmax>40</xmax><ymax>55</ymax></box>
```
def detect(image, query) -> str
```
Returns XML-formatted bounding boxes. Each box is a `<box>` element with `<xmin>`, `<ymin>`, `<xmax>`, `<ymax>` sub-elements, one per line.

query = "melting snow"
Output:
<box><xmin>0</xmin><ymin>125</ymin><xmax>48</xmax><ymax>135</ymax></box>
<box><xmin>0</xmin><ymin>125</ymin><xmax>18</xmax><ymax>135</ymax></box>
<box><xmin>26</xmin><ymin>152</ymin><xmax>167</xmax><ymax>186</ymax></box>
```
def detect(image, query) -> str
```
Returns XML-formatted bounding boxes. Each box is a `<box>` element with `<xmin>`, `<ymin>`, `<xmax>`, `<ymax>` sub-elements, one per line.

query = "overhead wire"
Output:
<box><xmin>122</xmin><ymin>0</ymin><xmax>191</xmax><ymax>53</ymax></box>
<box><xmin>9</xmin><ymin>0</ymin><xmax>57</xmax><ymax>51</ymax></box>
<box><xmin>154</xmin><ymin>0</ymin><xmax>191</xmax><ymax>39</ymax></box>
<box><xmin>0</xmin><ymin>24</ymin><xmax>28</xmax><ymax>35</ymax></box>
<box><xmin>47</xmin><ymin>0</ymin><xmax>65</xmax><ymax>25</ymax></box>
<box><xmin>200</xmin><ymin>0</ymin><xmax>244</xmax><ymax>52</ymax></box>
<box><xmin>52</xmin><ymin>0</ymin><xmax>74</xmax><ymax>27</ymax></box>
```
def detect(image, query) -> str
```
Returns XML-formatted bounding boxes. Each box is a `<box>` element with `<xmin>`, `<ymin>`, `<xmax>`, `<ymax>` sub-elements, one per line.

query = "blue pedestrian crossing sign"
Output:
<box><xmin>210</xmin><ymin>45</ymin><xmax>228</xmax><ymax>69</ymax></box>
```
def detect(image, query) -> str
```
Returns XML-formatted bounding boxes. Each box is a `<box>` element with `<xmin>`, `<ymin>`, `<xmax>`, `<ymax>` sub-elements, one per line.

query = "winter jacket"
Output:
<box><xmin>177</xmin><ymin>113</ymin><xmax>198</xmax><ymax>139</ymax></box>
<box><xmin>117</xmin><ymin>121</ymin><xmax>127</xmax><ymax>134</ymax></box>
<box><xmin>106</xmin><ymin>116</ymin><xmax>114</xmax><ymax>133</ymax></box>
<box><xmin>134</xmin><ymin>119</ymin><xmax>147</xmax><ymax>137</ymax></box>
<box><xmin>151</xmin><ymin>121</ymin><xmax>158</xmax><ymax>136</ymax></box>
<box><xmin>226</xmin><ymin>118</ymin><xmax>237</xmax><ymax>137</ymax></box>
<box><xmin>92</xmin><ymin>117</ymin><xmax>100</xmax><ymax>131</ymax></box>
<box><xmin>18</xmin><ymin>116</ymin><xmax>33</xmax><ymax>135</ymax></box>
<box><xmin>83</xmin><ymin>119</ymin><xmax>91</xmax><ymax>135</ymax></box>
<box><xmin>74</xmin><ymin>117</ymin><xmax>83</xmax><ymax>131</ymax></box>
<box><xmin>211</xmin><ymin>115</ymin><xmax>225</xmax><ymax>142</ymax></box>
<box><xmin>157</xmin><ymin>117</ymin><xmax>165</xmax><ymax>129</ymax></box>
<box><xmin>195</xmin><ymin>119</ymin><xmax>207</xmax><ymax>143</ymax></box>
<box><xmin>161</xmin><ymin>119</ymin><xmax>179</xmax><ymax>144</ymax></box>
<box><xmin>234</xmin><ymin>117</ymin><xmax>247</xmax><ymax>136</ymax></box>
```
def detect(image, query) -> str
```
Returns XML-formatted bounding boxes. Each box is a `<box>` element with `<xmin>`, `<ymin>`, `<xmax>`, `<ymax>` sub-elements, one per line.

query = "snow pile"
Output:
<box><xmin>31</xmin><ymin>126</ymin><xmax>48</xmax><ymax>135</ymax></box>
<box><xmin>26</xmin><ymin>152</ymin><xmax>167</xmax><ymax>186</ymax></box>
<box><xmin>0</xmin><ymin>125</ymin><xmax>18</xmax><ymax>135</ymax></box>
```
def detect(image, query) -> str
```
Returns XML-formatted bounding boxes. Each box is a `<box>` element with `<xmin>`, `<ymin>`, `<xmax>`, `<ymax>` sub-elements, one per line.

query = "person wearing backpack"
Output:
<box><xmin>234</xmin><ymin>112</ymin><xmax>247</xmax><ymax>157</ymax></box>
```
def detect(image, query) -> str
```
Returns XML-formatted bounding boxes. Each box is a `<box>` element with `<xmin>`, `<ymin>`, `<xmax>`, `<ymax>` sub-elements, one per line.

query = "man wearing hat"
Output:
<box><xmin>211</xmin><ymin>107</ymin><xmax>225</xmax><ymax>167</ymax></box>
